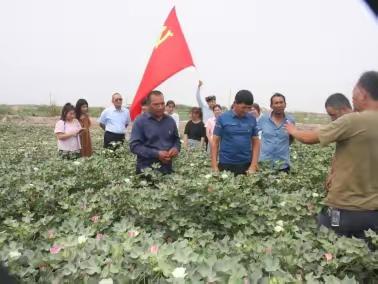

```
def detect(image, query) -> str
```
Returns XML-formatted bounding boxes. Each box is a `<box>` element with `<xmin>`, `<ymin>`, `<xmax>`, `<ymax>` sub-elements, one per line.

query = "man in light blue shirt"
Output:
<box><xmin>98</xmin><ymin>93</ymin><xmax>131</xmax><ymax>148</ymax></box>
<box><xmin>258</xmin><ymin>93</ymin><xmax>295</xmax><ymax>172</ymax></box>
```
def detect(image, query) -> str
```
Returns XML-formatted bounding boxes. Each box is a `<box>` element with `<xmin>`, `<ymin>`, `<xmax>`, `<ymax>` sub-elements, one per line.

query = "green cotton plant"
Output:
<box><xmin>0</xmin><ymin>122</ymin><xmax>377</xmax><ymax>283</ymax></box>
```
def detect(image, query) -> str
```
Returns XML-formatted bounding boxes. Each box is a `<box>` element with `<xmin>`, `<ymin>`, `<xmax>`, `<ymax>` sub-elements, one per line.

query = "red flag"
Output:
<box><xmin>130</xmin><ymin>7</ymin><xmax>195</xmax><ymax>120</ymax></box>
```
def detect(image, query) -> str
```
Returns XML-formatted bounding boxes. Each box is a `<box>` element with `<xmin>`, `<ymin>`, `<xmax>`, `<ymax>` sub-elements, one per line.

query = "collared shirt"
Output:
<box><xmin>129</xmin><ymin>112</ymin><xmax>181</xmax><ymax>173</ymax></box>
<box><xmin>98</xmin><ymin>106</ymin><xmax>130</xmax><ymax>134</ymax></box>
<box><xmin>319</xmin><ymin>111</ymin><xmax>378</xmax><ymax>210</ymax></box>
<box><xmin>258</xmin><ymin>112</ymin><xmax>295</xmax><ymax>169</ymax></box>
<box><xmin>196</xmin><ymin>88</ymin><xmax>213</xmax><ymax>123</ymax></box>
<box><xmin>213</xmin><ymin>110</ymin><xmax>258</xmax><ymax>164</ymax></box>
<box><xmin>54</xmin><ymin>119</ymin><xmax>81</xmax><ymax>152</ymax></box>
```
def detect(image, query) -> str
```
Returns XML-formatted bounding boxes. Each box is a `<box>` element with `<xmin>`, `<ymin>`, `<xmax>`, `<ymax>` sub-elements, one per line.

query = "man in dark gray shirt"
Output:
<box><xmin>130</xmin><ymin>90</ymin><xmax>181</xmax><ymax>174</ymax></box>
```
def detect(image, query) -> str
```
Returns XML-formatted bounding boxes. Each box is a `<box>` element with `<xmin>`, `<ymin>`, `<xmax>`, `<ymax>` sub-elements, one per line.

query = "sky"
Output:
<box><xmin>0</xmin><ymin>0</ymin><xmax>377</xmax><ymax>112</ymax></box>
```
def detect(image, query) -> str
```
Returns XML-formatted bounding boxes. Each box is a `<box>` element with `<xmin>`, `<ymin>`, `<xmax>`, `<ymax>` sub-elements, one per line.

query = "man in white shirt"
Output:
<box><xmin>98</xmin><ymin>93</ymin><xmax>131</xmax><ymax>148</ymax></box>
<box><xmin>196</xmin><ymin>80</ymin><xmax>216</xmax><ymax>123</ymax></box>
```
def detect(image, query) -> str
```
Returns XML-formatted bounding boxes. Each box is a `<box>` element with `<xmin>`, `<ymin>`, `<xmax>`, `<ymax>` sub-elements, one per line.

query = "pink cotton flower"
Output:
<box><xmin>149</xmin><ymin>245</ymin><xmax>159</xmax><ymax>254</ymax></box>
<box><xmin>128</xmin><ymin>230</ymin><xmax>139</xmax><ymax>237</ymax></box>
<box><xmin>91</xmin><ymin>215</ymin><xmax>100</xmax><ymax>223</ymax></box>
<box><xmin>50</xmin><ymin>245</ymin><xmax>63</xmax><ymax>254</ymax></box>
<box><xmin>96</xmin><ymin>233</ymin><xmax>105</xmax><ymax>240</ymax></box>
<box><xmin>324</xmin><ymin>252</ymin><xmax>333</xmax><ymax>262</ymax></box>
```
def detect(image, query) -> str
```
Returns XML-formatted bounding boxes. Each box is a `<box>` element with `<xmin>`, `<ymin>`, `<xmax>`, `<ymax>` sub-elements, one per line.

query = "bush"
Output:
<box><xmin>0</xmin><ymin>123</ymin><xmax>377</xmax><ymax>283</ymax></box>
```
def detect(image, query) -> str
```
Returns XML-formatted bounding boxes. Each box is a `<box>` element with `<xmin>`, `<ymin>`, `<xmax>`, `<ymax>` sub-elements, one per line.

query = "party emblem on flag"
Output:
<box><xmin>130</xmin><ymin>7</ymin><xmax>195</xmax><ymax>120</ymax></box>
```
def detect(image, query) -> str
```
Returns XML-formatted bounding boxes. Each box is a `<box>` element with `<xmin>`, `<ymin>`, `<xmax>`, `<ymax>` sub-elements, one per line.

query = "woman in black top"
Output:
<box><xmin>184</xmin><ymin>107</ymin><xmax>206</xmax><ymax>149</ymax></box>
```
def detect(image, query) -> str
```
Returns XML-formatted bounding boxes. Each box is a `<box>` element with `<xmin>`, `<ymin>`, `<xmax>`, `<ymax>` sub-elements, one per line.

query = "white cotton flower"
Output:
<box><xmin>99</xmin><ymin>278</ymin><xmax>113</xmax><ymax>284</ymax></box>
<box><xmin>128</xmin><ymin>230</ymin><xmax>140</xmax><ymax>237</ymax></box>
<box><xmin>33</xmin><ymin>167</ymin><xmax>39</xmax><ymax>171</ymax></box>
<box><xmin>124</xmin><ymin>178</ymin><xmax>131</xmax><ymax>184</ymax></box>
<box><xmin>8</xmin><ymin>250</ymin><xmax>21</xmax><ymax>259</ymax></box>
<box><xmin>205</xmin><ymin>174</ymin><xmax>212</xmax><ymax>179</ymax></box>
<box><xmin>190</xmin><ymin>163</ymin><xmax>195</xmax><ymax>167</ymax></box>
<box><xmin>276</xmin><ymin>220</ymin><xmax>284</xmax><ymax>227</ymax></box>
<box><xmin>312</xmin><ymin>193</ymin><xmax>319</xmax><ymax>198</ymax></box>
<box><xmin>140</xmin><ymin>180</ymin><xmax>147</xmax><ymax>186</ymax></box>
<box><xmin>279</xmin><ymin>201</ymin><xmax>286</xmax><ymax>207</ymax></box>
<box><xmin>274</xmin><ymin>225</ymin><xmax>284</xmax><ymax>233</ymax></box>
<box><xmin>172</xmin><ymin>267</ymin><xmax>187</xmax><ymax>278</ymax></box>
<box><xmin>221</xmin><ymin>173</ymin><xmax>228</xmax><ymax>179</ymax></box>
<box><xmin>77</xmin><ymin>235</ymin><xmax>87</xmax><ymax>244</ymax></box>
<box><xmin>29</xmin><ymin>183</ymin><xmax>34</xmax><ymax>187</ymax></box>
<box><xmin>73</xmin><ymin>161</ymin><xmax>81</xmax><ymax>166</ymax></box>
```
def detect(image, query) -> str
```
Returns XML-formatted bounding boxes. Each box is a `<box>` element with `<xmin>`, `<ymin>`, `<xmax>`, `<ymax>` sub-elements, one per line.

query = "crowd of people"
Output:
<box><xmin>54</xmin><ymin>70</ymin><xmax>378</xmax><ymax>240</ymax></box>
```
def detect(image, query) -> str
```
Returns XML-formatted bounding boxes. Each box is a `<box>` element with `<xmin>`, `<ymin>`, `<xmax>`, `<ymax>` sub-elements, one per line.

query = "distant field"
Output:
<box><xmin>0</xmin><ymin>104</ymin><xmax>329</xmax><ymax>125</ymax></box>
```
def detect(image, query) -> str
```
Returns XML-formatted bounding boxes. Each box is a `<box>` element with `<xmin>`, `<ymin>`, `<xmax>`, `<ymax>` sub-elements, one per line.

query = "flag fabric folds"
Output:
<box><xmin>130</xmin><ymin>7</ymin><xmax>195</xmax><ymax>120</ymax></box>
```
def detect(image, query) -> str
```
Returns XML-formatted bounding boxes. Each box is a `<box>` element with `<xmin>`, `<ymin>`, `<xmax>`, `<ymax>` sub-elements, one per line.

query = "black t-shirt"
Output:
<box><xmin>184</xmin><ymin>120</ymin><xmax>206</xmax><ymax>141</ymax></box>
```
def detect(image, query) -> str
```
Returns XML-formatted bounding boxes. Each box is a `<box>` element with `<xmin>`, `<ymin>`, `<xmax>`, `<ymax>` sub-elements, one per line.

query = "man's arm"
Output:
<box><xmin>248</xmin><ymin>137</ymin><xmax>260</xmax><ymax>173</ymax></box>
<box><xmin>285</xmin><ymin>123</ymin><xmax>320</xmax><ymax>144</ymax></box>
<box><xmin>129</xmin><ymin>120</ymin><xmax>159</xmax><ymax>159</ymax></box>
<box><xmin>211</xmin><ymin>135</ymin><xmax>220</xmax><ymax>172</ymax></box>
<box><xmin>98</xmin><ymin>110</ymin><xmax>107</xmax><ymax>131</ymax></box>
<box><xmin>196</xmin><ymin>80</ymin><xmax>207</xmax><ymax>109</ymax></box>
<box><xmin>168</xmin><ymin>123</ymin><xmax>181</xmax><ymax>158</ymax></box>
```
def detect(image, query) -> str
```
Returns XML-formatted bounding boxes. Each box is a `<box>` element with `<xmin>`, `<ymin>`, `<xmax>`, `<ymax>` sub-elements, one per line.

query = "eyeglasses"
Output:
<box><xmin>114</xmin><ymin>98</ymin><xmax>123</xmax><ymax>101</ymax></box>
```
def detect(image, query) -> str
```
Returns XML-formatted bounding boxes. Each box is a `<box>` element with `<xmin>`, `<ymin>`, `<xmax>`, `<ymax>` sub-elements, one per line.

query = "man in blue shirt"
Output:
<box><xmin>130</xmin><ymin>90</ymin><xmax>180</xmax><ymax>174</ymax></box>
<box><xmin>98</xmin><ymin>93</ymin><xmax>131</xmax><ymax>148</ymax></box>
<box><xmin>258</xmin><ymin>93</ymin><xmax>295</xmax><ymax>172</ymax></box>
<box><xmin>211</xmin><ymin>90</ymin><xmax>260</xmax><ymax>175</ymax></box>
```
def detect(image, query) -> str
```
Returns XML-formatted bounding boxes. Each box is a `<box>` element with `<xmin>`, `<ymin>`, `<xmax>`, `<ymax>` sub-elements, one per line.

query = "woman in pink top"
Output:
<box><xmin>205</xmin><ymin>104</ymin><xmax>223</xmax><ymax>152</ymax></box>
<box><xmin>54</xmin><ymin>103</ymin><xmax>83</xmax><ymax>159</ymax></box>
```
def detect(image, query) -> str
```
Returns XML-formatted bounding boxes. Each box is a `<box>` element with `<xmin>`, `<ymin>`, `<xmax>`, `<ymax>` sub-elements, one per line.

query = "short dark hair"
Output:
<box><xmin>205</xmin><ymin>95</ymin><xmax>216</xmax><ymax>102</ymax></box>
<box><xmin>212</xmin><ymin>104</ymin><xmax>222</xmax><ymax>111</ymax></box>
<box><xmin>325</xmin><ymin>93</ymin><xmax>352</xmax><ymax>109</ymax></box>
<box><xmin>60</xmin><ymin>103</ymin><xmax>75</xmax><ymax>121</ymax></box>
<box><xmin>357</xmin><ymin>71</ymin><xmax>378</xmax><ymax>101</ymax></box>
<box><xmin>75</xmin><ymin>98</ymin><xmax>88</xmax><ymax>119</ymax></box>
<box><xmin>146</xmin><ymin>90</ymin><xmax>163</xmax><ymax>104</ymax></box>
<box><xmin>190</xmin><ymin>107</ymin><xmax>203</xmax><ymax>120</ymax></box>
<box><xmin>166</xmin><ymin>100</ymin><xmax>176</xmax><ymax>107</ymax></box>
<box><xmin>141</xmin><ymin>97</ymin><xmax>148</xmax><ymax>106</ymax></box>
<box><xmin>234</xmin><ymin>90</ymin><xmax>254</xmax><ymax>105</ymax></box>
<box><xmin>270</xmin><ymin>93</ymin><xmax>286</xmax><ymax>105</ymax></box>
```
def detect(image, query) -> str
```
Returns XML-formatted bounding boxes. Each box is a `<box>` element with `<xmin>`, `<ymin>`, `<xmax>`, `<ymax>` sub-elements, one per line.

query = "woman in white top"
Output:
<box><xmin>165</xmin><ymin>100</ymin><xmax>180</xmax><ymax>131</ymax></box>
<box><xmin>54</xmin><ymin>103</ymin><xmax>83</xmax><ymax>159</ymax></box>
<box><xmin>205</xmin><ymin>104</ymin><xmax>223</xmax><ymax>144</ymax></box>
